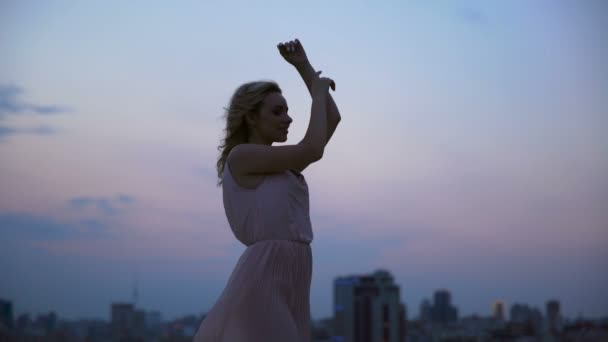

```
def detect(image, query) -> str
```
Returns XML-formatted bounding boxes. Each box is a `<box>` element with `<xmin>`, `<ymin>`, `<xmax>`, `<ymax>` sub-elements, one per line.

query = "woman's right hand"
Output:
<box><xmin>311</xmin><ymin>70</ymin><xmax>336</xmax><ymax>97</ymax></box>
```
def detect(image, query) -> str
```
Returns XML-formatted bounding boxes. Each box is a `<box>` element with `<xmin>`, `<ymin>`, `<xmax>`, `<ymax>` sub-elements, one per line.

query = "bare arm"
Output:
<box><xmin>277</xmin><ymin>39</ymin><xmax>341</xmax><ymax>147</ymax></box>
<box><xmin>295</xmin><ymin>61</ymin><xmax>341</xmax><ymax>146</ymax></box>
<box><xmin>301</xmin><ymin>90</ymin><xmax>328</xmax><ymax>158</ymax></box>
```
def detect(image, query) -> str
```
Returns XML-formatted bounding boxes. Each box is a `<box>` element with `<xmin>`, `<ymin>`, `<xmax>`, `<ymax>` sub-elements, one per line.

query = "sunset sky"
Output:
<box><xmin>1</xmin><ymin>1</ymin><xmax>607</xmax><ymax>321</ymax></box>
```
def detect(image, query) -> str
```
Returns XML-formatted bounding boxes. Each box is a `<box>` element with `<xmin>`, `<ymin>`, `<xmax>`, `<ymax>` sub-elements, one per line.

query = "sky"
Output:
<box><xmin>1</xmin><ymin>0</ymin><xmax>607</xmax><ymax>322</ymax></box>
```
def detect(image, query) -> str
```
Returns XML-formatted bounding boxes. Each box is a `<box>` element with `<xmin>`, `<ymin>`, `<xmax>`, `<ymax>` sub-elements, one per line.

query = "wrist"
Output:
<box><xmin>294</xmin><ymin>60</ymin><xmax>313</xmax><ymax>71</ymax></box>
<box><xmin>312</xmin><ymin>90</ymin><xmax>328</xmax><ymax>100</ymax></box>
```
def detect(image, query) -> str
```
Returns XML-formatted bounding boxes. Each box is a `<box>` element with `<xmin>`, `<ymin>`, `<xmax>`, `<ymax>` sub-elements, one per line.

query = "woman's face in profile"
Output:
<box><xmin>257</xmin><ymin>92</ymin><xmax>292</xmax><ymax>143</ymax></box>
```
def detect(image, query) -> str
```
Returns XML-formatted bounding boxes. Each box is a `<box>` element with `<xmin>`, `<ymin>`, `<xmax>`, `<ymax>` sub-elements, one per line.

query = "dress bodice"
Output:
<box><xmin>222</xmin><ymin>159</ymin><xmax>313</xmax><ymax>247</ymax></box>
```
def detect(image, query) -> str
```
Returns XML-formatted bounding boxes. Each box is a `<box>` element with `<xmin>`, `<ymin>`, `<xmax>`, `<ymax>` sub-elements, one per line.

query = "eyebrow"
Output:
<box><xmin>273</xmin><ymin>105</ymin><xmax>289</xmax><ymax>111</ymax></box>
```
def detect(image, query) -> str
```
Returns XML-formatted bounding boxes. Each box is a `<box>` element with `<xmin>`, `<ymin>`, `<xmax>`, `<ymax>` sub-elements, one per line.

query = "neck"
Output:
<box><xmin>248</xmin><ymin>131</ymin><xmax>272</xmax><ymax>146</ymax></box>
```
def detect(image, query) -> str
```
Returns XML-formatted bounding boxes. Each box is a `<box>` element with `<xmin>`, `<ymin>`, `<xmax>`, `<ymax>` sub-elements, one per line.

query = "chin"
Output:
<box><xmin>276</xmin><ymin>134</ymin><xmax>288</xmax><ymax>142</ymax></box>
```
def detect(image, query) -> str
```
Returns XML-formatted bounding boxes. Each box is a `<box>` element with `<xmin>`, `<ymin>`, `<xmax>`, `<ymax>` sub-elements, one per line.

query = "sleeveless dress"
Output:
<box><xmin>193</xmin><ymin>160</ymin><xmax>313</xmax><ymax>342</ymax></box>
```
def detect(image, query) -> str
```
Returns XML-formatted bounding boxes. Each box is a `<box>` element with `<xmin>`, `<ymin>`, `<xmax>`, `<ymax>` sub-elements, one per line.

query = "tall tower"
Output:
<box><xmin>111</xmin><ymin>303</ymin><xmax>134</xmax><ymax>339</ymax></box>
<box><xmin>431</xmin><ymin>289</ymin><xmax>458</xmax><ymax>324</ymax></box>
<box><xmin>334</xmin><ymin>269</ymin><xmax>406</xmax><ymax>342</ymax></box>
<box><xmin>419</xmin><ymin>298</ymin><xmax>432</xmax><ymax>322</ymax></box>
<box><xmin>493</xmin><ymin>300</ymin><xmax>505</xmax><ymax>321</ymax></box>
<box><xmin>546</xmin><ymin>299</ymin><xmax>561</xmax><ymax>334</ymax></box>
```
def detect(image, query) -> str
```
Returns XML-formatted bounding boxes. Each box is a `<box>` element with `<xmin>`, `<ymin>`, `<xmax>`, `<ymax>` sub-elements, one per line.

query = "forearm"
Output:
<box><xmin>295</xmin><ymin>62</ymin><xmax>342</xmax><ymax>122</ymax></box>
<box><xmin>302</xmin><ymin>94</ymin><xmax>328</xmax><ymax>157</ymax></box>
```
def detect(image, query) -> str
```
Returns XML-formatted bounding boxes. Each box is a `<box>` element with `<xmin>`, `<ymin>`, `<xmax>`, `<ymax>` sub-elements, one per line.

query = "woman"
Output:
<box><xmin>193</xmin><ymin>38</ymin><xmax>341</xmax><ymax>341</ymax></box>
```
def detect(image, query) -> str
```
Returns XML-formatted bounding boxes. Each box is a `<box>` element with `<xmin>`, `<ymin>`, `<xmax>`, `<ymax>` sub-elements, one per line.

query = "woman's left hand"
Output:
<box><xmin>277</xmin><ymin>38</ymin><xmax>310</xmax><ymax>67</ymax></box>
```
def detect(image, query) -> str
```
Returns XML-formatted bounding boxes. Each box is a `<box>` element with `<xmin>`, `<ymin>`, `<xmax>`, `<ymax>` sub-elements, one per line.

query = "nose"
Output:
<box><xmin>282</xmin><ymin>118</ymin><xmax>292</xmax><ymax>128</ymax></box>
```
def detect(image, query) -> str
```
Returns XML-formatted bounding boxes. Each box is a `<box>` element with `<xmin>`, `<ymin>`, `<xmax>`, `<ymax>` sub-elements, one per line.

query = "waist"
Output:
<box><xmin>247</xmin><ymin>238</ymin><xmax>311</xmax><ymax>247</ymax></box>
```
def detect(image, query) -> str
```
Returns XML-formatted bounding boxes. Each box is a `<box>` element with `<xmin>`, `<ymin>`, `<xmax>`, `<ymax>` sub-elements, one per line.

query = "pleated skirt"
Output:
<box><xmin>193</xmin><ymin>239</ymin><xmax>313</xmax><ymax>342</ymax></box>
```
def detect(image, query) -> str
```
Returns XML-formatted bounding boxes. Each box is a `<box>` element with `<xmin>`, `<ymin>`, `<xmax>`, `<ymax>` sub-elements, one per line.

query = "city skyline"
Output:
<box><xmin>1</xmin><ymin>1</ymin><xmax>607</xmax><ymax>322</ymax></box>
<box><xmin>4</xmin><ymin>280</ymin><xmax>606</xmax><ymax>341</ymax></box>
<box><xmin>1</xmin><ymin>273</ymin><xmax>603</xmax><ymax>322</ymax></box>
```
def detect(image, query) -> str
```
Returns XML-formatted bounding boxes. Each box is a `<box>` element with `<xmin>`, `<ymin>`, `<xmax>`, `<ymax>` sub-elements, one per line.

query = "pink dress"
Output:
<box><xmin>193</xmin><ymin>160</ymin><xmax>313</xmax><ymax>342</ymax></box>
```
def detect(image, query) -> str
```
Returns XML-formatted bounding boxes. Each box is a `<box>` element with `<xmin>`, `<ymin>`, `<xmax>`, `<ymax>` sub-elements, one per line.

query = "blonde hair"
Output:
<box><xmin>216</xmin><ymin>80</ymin><xmax>282</xmax><ymax>187</ymax></box>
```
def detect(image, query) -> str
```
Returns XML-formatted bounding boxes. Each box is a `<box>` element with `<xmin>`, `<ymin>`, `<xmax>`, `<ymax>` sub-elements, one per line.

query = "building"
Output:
<box><xmin>144</xmin><ymin>311</ymin><xmax>162</xmax><ymax>334</ymax></box>
<box><xmin>510</xmin><ymin>303</ymin><xmax>542</xmax><ymax>323</ymax></box>
<box><xmin>111</xmin><ymin>302</ymin><xmax>134</xmax><ymax>338</ymax></box>
<box><xmin>0</xmin><ymin>299</ymin><xmax>13</xmax><ymax>331</ymax></box>
<box><xmin>35</xmin><ymin>312</ymin><xmax>57</xmax><ymax>334</ymax></box>
<box><xmin>419</xmin><ymin>299</ymin><xmax>432</xmax><ymax>322</ymax></box>
<box><xmin>510</xmin><ymin>303</ymin><xmax>543</xmax><ymax>335</ymax></box>
<box><xmin>431</xmin><ymin>289</ymin><xmax>458</xmax><ymax>324</ymax></box>
<box><xmin>493</xmin><ymin>300</ymin><xmax>505</xmax><ymax>321</ymax></box>
<box><xmin>333</xmin><ymin>269</ymin><xmax>407</xmax><ymax>342</ymax></box>
<box><xmin>546</xmin><ymin>299</ymin><xmax>562</xmax><ymax>334</ymax></box>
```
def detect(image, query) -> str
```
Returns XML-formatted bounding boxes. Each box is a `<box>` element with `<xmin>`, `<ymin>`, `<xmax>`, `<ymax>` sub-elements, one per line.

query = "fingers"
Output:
<box><xmin>323</xmin><ymin>77</ymin><xmax>335</xmax><ymax>91</ymax></box>
<box><xmin>277</xmin><ymin>42</ymin><xmax>286</xmax><ymax>54</ymax></box>
<box><xmin>277</xmin><ymin>39</ymin><xmax>300</xmax><ymax>53</ymax></box>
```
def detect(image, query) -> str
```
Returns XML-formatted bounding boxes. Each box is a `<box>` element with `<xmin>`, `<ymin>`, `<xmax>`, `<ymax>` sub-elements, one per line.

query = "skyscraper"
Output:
<box><xmin>334</xmin><ymin>269</ymin><xmax>407</xmax><ymax>342</ymax></box>
<box><xmin>431</xmin><ymin>289</ymin><xmax>458</xmax><ymax>324</ymax></box>
<box><xmin>493</xmin><ymin>300</ymin><xmax>505</xmax><ymax>321</ymax></box>
<box><xmin>419</xmin><ymin>298</ymin><xmax>432</xmax><ymax>322</ymax></box>
<box><xmin>546</xmin><ymin>299</ymin><xmax>562</xmax><ymax>334</ymax></box>
<box><xmin>111</xmin><ymin>303</ymin><xmax>134</xmax><ymax>339</ymax></box>
<box><xmin>510</xmin><ymin>303</ymin><xmax>543</xmax><ymax>333</ymax></box>
<box><xmin>510</xmin><ymin>303</ymin><xmax>532</xmax><ymax>323</ymax></box>
<box><xmin>0</xmin><ymin>299</ymin><xmax>13</xmax><ymax>331</ymax></box>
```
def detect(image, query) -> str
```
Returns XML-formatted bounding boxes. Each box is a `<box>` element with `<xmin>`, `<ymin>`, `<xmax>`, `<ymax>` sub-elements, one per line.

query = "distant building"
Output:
<box><xmin>312</xmin><ymin>317</ymin><xmax>334</xmax><ymax>341</ymax></box>
<box><xmin>510</xmin><ymin>303</ymin><xmax>542</xmax><ymax>323</ymax></box>
<box><xmin>15</xmin><ymin>313</ymin><xmax>31</xmax><ymax>332</ymax></box>
<box><xmin>0</xmin><ymin>299</ymin><xmax>13</xmax><ymax>331</ymax></box>
<box><xmin>333</xmin><ymin>269</ymin><xmax>407</xmax><ymax>342</ymax></box>
<box><xmin>510</xmin><ymin>304</ymin><xmax>530</xmax><ymax>323</ymax></box>
<box><xmin>111</xmin><ymin>303</ymin><xmax>134</xmax><ymax>338</ymax></box>
<box><xmin>493</xmin><ymin>300</ymin><xmax>505</xmax><ymax>321</ymax></box>
<box><xmin>510</xmin><ymin>303</ymin><xmax>543</xmax><ymax>334</ymax></box>
<box><xmin>133</xmin><ymin>309</ymin><xmax>146</xmax><ymax>337</ymax></box>
<box><xmin>35</xmin><ymin>312</ymin><xmax>57</xmax><ymax>334</ymax></box>
<box><xmin>145</xmin><ymin>311</ymin><xmax>162</xmax><ymax>333</ymax></box>
<box><xmin>419</xmin><ymin>299</ymin><xmax>432</xmax><ymax>322</ymax></box>
<box><xmin>546</xmin><ymin>299</ymin><xmax>562</xmax><ymax>334</ymax></box>
<box><xmin>431</xmin><ymin>289</ymin><xmax>458</xmax><ymax>324</ymax></box>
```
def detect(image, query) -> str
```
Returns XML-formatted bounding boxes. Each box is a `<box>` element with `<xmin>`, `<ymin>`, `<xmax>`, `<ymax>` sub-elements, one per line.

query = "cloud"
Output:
<box><xmin>68</xmin><ymin>194</ymin><xmax>136</xmax><ymax>216</ymax></box>
<box><xmin>29</xmin><ymin>105</ymin><xmax>68</xmax><ymax>114</ymax></box>
<box><xmin>0</xmin><ymin>212</ymin><xmax>113</xmax><ymax>241</ymax></box>
<box><xmin>0</xmin><ymin>125</ymin><xmax>17</xmax><ymax>139</ymax></box>
<box><xmin>0</xmin><ymin>84</ymin><xmax>70</xmax><ymax>142</ymax></box>
<box><xmin>116</xmin><ymin>194</ymin><xmax>135</xmax><ymax>204</ymax></box>
<box><xmin>28</xmin><ymin>124</ymin><xmax>58</xmax><ymax>135</ymax></box>
<box><xmin>0</xmin><ymin>125</ymin><xmax>60</xmax><ymax>142</ymax></box>
<box><xmin>0</xmin><ymin>84</ymin><xmax>70</xmax><ymax>118</ymax></box>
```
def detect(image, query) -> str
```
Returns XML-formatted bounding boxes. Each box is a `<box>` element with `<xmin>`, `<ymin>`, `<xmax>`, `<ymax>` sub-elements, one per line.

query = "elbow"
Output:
<box><xmin>301</xmin><ymin>143</ymin><xmax>324</xmax><ymax>162</ymax></box>
<box><xmin>315</xmin><ymin>149</ymin><xmax>324</xmax><ymax>161</ymax></box>
<box><xmin>311</xmin><ymin>146</ymin><xmax>324</xmax><ymax>161</ymax></box>
<box><xmin>334</xmin><ymin>113</ymin><xmax>342</xmax><ymax>123</ymax></box>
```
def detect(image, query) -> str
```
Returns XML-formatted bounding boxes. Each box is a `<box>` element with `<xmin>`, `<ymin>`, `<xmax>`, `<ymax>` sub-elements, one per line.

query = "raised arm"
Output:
<box><xmin>277</xmin><ymin>39</ymin><xmax>342</xmax><ymax>146</ymax></box>
<box><xmin>227</xmin><ymin>72</ymin><xmax>334</xmax><ymax>177</ymax></box>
